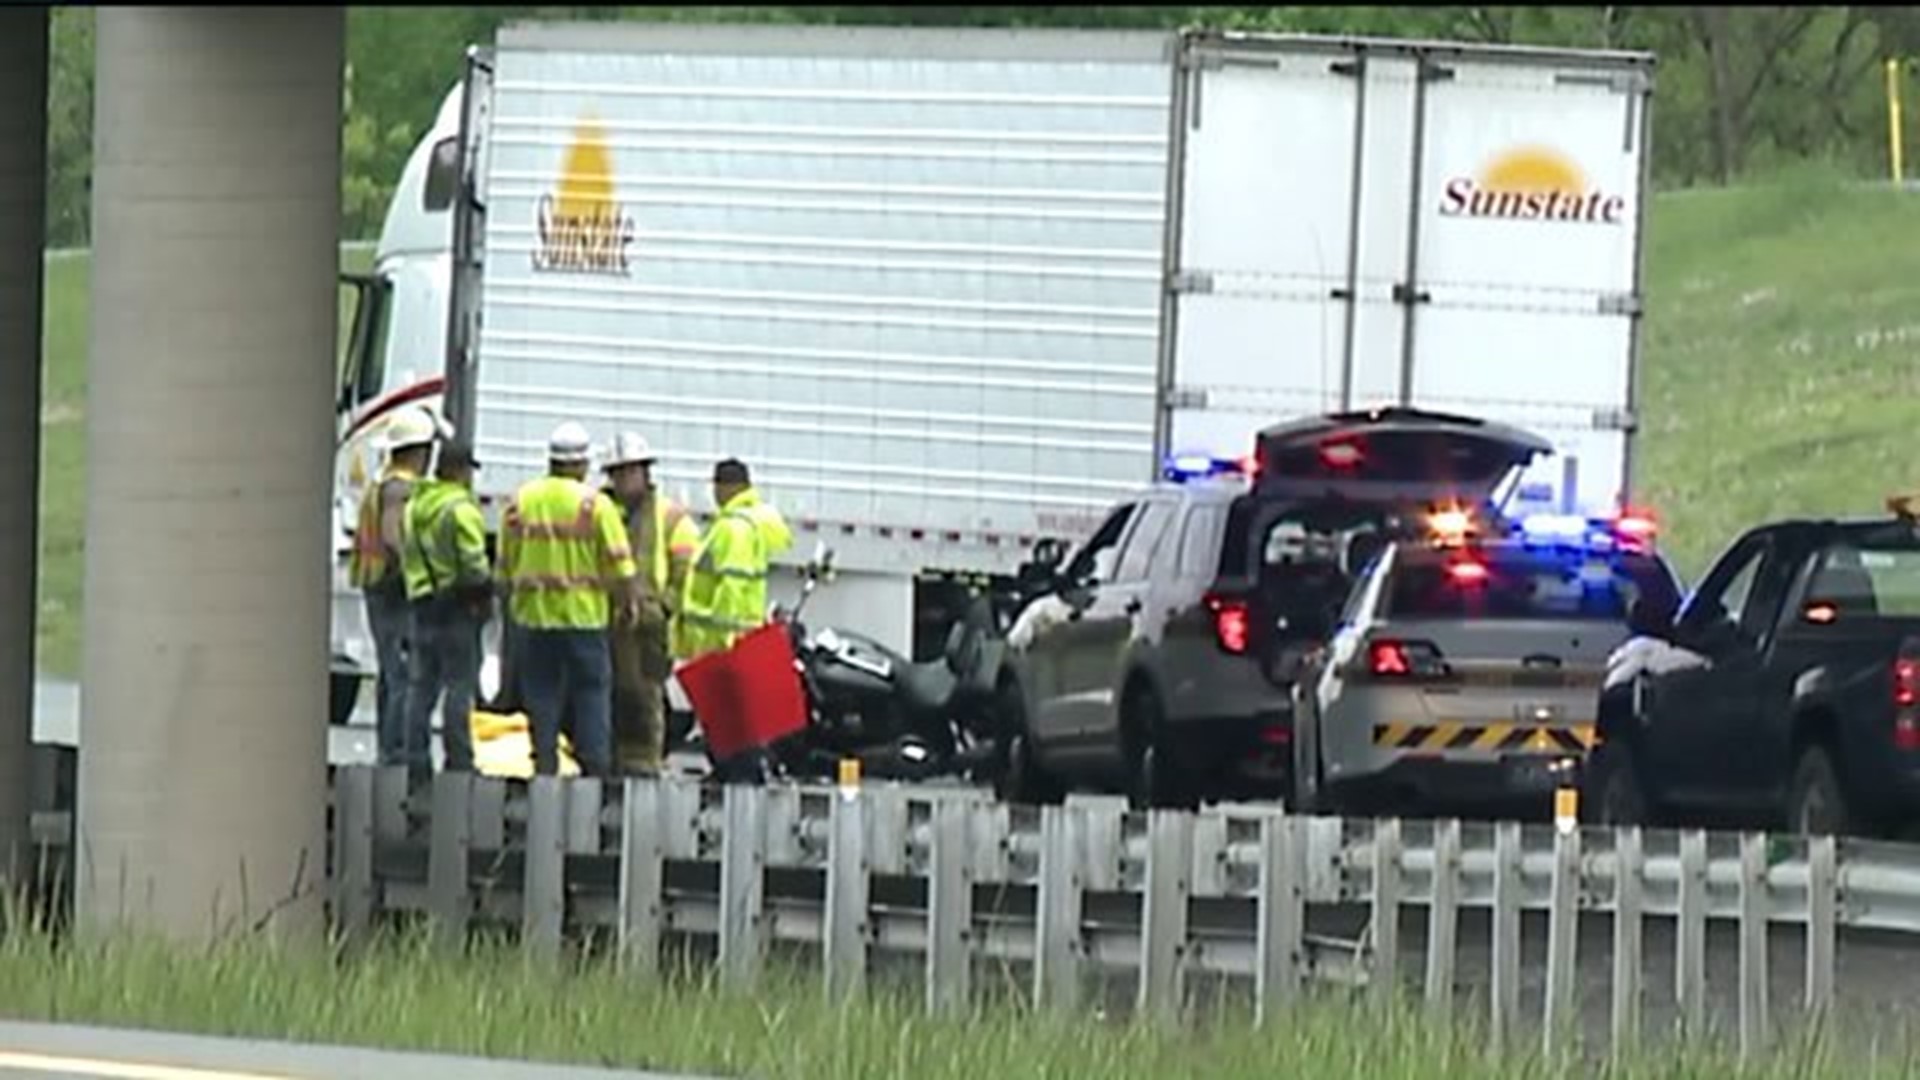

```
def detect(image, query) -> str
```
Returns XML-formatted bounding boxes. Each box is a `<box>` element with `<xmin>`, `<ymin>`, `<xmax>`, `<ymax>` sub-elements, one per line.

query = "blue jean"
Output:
<box><xmin>364</xmin><ymin>587</ymin><xmax>413</xmax><ymax>766</ymax></box>
<box><xmin>405</xmin><ymin>603</ymin><xmax>481</xmax><ymax>773</ymax></box>
<box><xmin>519</xmin><ymin>628</ymin><xmax>613</xmax><ymax>776</ymax></box>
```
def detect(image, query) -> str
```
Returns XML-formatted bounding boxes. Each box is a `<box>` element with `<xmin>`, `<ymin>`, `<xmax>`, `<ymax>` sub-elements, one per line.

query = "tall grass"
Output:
<box><xmin>1</xmin><ymin>909</ymin><xmax>1917</xmax><ymax>1079</ymax></box>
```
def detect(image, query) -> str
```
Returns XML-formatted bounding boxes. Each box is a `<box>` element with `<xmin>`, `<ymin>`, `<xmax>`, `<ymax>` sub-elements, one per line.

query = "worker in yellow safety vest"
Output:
<box><xmin>601</xmin><ymin>432</ymin><xmax>700</xmax><ymax>774</ymax></box>
<box><xmin>399</xmin><ymin>440</ymin><xmax>490</xmax><ymax>778</ymax></box>
<box><xmin>348</xmin><ymin>404</ymin><xmax>439</xmax><ymax>767</ymax></box>
<box><xmin>498</xmin><ymin>421</ymin><xmax>641</xmax><ymax>777</ymax></box>
<box><xmin>674</xmin><ymin>458</ymin><xmax>793</xmax><ymax>661</ymax></box>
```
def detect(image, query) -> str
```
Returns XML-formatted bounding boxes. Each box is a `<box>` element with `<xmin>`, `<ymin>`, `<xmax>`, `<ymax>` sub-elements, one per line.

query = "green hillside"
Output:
<box><xmin>31</xmin><ymin>175</ymin><xmax>1920</xmax><ymax>677</ymax></box>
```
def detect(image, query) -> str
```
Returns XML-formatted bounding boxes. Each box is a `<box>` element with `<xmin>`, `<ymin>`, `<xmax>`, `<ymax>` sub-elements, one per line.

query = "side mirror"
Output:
<box><xmin>1627</xmin><ymin>594</ymin><xmax>1677</xmax><ymax>640</ymax></box>
<box><xmin>808</xmin><ymin>541</ymin><xmax>836</xmax><ymax>579</ymax></box>
<box><xmin>1031</xmin><ymin>538</ymin><xmax>1067</xmax><ymax>574</ymax></box>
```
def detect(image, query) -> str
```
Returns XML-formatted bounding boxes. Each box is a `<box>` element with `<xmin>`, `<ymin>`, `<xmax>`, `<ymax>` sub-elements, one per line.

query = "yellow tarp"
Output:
<box><xmin>469</xmin><ymin>709</ymin><xmax>581</xmax><ymax>779</ymax></box>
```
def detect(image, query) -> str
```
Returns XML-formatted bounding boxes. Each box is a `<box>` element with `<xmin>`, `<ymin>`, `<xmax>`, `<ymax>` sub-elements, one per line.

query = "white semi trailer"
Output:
<box><xmin>329</xmin><ymin>23</ymin><xmax>1656</xmax><ymax>719</ymax></box>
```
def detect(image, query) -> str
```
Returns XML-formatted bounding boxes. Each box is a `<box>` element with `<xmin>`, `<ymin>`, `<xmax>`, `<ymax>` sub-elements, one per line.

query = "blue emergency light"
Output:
<box><xmin>1514</xmin><ymin>512</ymin><xmax>1657</xmax><ymax>553</ymax></box>
<box><xmin>1163</xmin><ymin>453</ymin><xmax>1254</xmax><ymax>483</ymax></box>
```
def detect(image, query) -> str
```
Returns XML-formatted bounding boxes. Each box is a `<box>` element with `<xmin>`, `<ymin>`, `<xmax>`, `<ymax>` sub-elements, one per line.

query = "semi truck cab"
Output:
<box><xmin>330</xmin><ymin>86</ymin><xmax>460</xmax><ymax>724</ymax></box>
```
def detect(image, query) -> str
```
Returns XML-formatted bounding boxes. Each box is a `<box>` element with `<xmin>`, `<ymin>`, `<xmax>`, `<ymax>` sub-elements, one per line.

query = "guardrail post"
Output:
<box><xmin>523</xmin><ymin>776</ymin><xmax>567</xmax><ymax>961</ymax></box>
<box><xmin>719</xmin><ymin>783</ymin><xmax>768</xmax><ymax>989</ymax></box>
<box><xmin>1805</xmin><ymin>834</ymin><xmax>1837</xmax><ymax>1024</ymax></box>
<box><xmin>1676</xmin><ymin>829</ymin><xmax>1708</xmax><ymax>1039</ymax></box>
<box><xmin>1254</xmin><ymin>813</ymin><xmax>1304</xmax><ymax>1026</ymax></box>
<box><xmin>824</xmin><ymin>786</ymin><xmax>870</xmax><ymax>1001</ymax></box>
<box><xmin>373</xmin><ymin>765</ymin><xmax>411</xmax><ymax>843</ymax></box>
<box><xmin>331</xmin><ymin>766</ymin><xmax>374</xmax><ymax>940</ymax></box>
<box><xmin>1368</xmin><ymin>818</ymin><xmax>1403</xmax><ymax>1008</ymax></box>
<box><xmin>865</xmin><ymin>784</ymin><xmax>908</xmax><ymax>876</ymax></box>
<box><xmin>1034</xmin><ymin>804</ymin><xmax>1085</xmax><ymax>1013</ymax></box>
<box><xmin>565</xmin><ymin>777</ymin><xmax>603</xmax><ymax>855</ymax></box>
<box><xmin>1138</xmin><ymin>809</ymin><xmax>1194</xmax><ymax>1020</ymax></box>
<box><xmin>1081</xmin><ymin>800</ymin><xmax>1123</xmax><ymax>893</ymax></box>
<box><xmin>618</xmin><ymin>777</ymin><xmax>665</xmax><ymax>978</ymax></box>
<box><xmin>1610</xmin><ymin>826</ymin><xmax>1644</xmax><ymax>1063</ymax></box>
<box><xmin>1490</xmin><ymin>820</ymin><xmax>1523</xmax><ymax>1051</ymax></box>
<box><xmin>926</xmin><ymin>797</ymin><xmax>974</xmax><ymax>1016</ymax></box>
<box><xmin>1738</xmin><ymin>831</ymin><xmax>1770</xmax><ymax>1061</ymax></box>
<box><xmin>1423</xmin><ymin>818</ymin><xmax>1461</xmax><ymax>1016</ymax></box>
<box><xmin>426</xmin><ymin>771</ymin><xmax>473</xmax><ymax>948</ymax></box>
<box><xmin>1542</xmin><ymin>824</ymin><xmax>1581</xmax><ymax>1059</ymax></box>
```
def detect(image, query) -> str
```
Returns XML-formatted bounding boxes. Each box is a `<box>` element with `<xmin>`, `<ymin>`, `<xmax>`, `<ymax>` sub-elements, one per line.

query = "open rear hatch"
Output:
<box><xmin>1253</xmin><ymin>406</ymin><xmax>1554</xmax><ymax>507</ymax></box>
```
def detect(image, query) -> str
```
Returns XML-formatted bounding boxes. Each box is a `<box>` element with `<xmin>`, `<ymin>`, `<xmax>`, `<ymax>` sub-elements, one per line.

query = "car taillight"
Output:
<box><xmin>1367</xmin><ymin>638</ymin><xmax>1450</xmax><ymax>680</ymax></box>
<box><xmin>1896</xmin><ymin>641</ymin><xmax>1920</xmax><ymax>749</ymax></box>
<box><xmin>1206</xmin><ymin>594</ymin><xmax>1250</xmax><ymax>655</ymax></box>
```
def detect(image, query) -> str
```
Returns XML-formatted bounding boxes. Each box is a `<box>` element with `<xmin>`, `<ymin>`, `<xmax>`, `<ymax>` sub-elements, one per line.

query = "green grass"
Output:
<box><xmin>32</xmin><ymin>171</ymin><xmax>1920</xmax><ymax>675</ymax></box>
<box><xmin>0</xmin><ymin>918</ymin><xmax>1908</xmax><ymax>1079</ymax></box>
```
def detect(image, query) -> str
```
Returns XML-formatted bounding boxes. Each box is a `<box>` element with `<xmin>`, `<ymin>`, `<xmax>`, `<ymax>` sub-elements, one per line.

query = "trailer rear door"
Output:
<box><xmin>1162</xmin><ymin>32</ymin><xmax>1654</xmax><ymax>513</ymax></box>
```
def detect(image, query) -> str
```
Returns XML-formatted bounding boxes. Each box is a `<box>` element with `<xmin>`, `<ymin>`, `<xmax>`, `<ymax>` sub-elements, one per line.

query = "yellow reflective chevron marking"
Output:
<box><xmin>1372</xmin><ymin>722</ymin><xmax>1597</xmax><ymax>754</ymax></box>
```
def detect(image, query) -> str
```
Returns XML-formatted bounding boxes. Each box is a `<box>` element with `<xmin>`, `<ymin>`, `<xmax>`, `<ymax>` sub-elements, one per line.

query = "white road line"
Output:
<box><xmin>0</xmin><ymin>1049</ymin><xmax>297</xmax><ymax>1080</ymax></box>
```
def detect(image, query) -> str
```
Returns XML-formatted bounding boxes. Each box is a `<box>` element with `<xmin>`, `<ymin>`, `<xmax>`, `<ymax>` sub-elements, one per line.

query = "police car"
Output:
<box><xmin>1289</xmin><ymin>507</ymin><xmax>1683</xmax><ymax>817</ymax></box>
<box><xmin>995</xmin><ymin>406</ymin><xmax>1566</xmax><ymax>809</ymax></box>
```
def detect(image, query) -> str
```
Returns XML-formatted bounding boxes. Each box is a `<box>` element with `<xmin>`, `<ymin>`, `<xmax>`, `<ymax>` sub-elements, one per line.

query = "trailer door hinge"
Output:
<box><xmin>1598</xmin><ymin>292</ymin><xmax>1643</xmax><ymax>317</ymax></box>
<box><xmin>1592</xmin><ymin>407</ymin><xmax>1638</xmax><ymax>433</ymax></box>
<box><xmin>1166</xmin><ymin>387</ymin><xmax>1210</xmax><ymax>410</ymax></box>
<box><xmin>1557</xmin><ymin>69</ymin><xmax>1653</xmax><ymax>96</ymax></box>
<box><xmin>1180</xmin><ymin>46</ymin><xmax>1226</xmax><ymax>73</ymax></box>
<box><xmin>1390</xmin><ymin>282</ymin><xmax>1432</xmax><ymax>306</ymax></box>
<box><xmin>1169</xmin><ymin>270</ymin><xmax>1215</xmax><ymax>296</ymax></box>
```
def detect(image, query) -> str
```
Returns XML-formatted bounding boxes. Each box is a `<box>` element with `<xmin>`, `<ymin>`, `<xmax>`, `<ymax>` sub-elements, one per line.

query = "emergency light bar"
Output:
<box><xmin>1163</xmin><ymin>453</ymin><xmax>1257</xmax><ymax>484</ymax></box>
<box><xmin>1426</xmin><ymin>506</ymin><xmax>1658</xmax><ymax>552</ymax></box>
<box><xmin>1516</xmin><ymin>510</ymin><xmax>1658</xmax><ymax>552</ymax></box>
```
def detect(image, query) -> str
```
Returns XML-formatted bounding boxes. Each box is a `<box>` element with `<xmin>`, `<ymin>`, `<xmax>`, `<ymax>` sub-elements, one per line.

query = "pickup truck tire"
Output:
<box><xmin>1582</xmin><ymin>739</ymin><xmax>1651</xmax><ymax>826</ymax></box>
<box><xmin>1786</xmin><ymin>745</ymin><xmax>1854</xmax><ymax>837</ymax></box>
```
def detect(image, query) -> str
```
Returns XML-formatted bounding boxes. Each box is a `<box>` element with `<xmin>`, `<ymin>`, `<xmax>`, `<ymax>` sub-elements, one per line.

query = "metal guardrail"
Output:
<box><xmin>33</xmin><ymin>766</ymin><xmax>1920</xmax><ymax>1059</ymax></box>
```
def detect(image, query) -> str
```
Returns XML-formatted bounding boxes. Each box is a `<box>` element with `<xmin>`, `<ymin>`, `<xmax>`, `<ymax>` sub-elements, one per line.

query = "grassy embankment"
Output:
<box><xmin>0</xmin><ymin>919</ymin><xmax>1911</xmax><ymax>1079</ymax></box>
<box><xmin>33</xmin><ymin>168</ymin><xmax>1920</xmax><ymax>677</ymax></box>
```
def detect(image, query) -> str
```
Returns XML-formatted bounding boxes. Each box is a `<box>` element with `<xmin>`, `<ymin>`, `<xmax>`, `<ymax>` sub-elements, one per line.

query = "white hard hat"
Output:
<box><xmin>548</xmin><ymin>421</ymin><xmax>593</xmax><ymax>464</ymax></box>
<box><xmin>603</xmin><ymin>431</ymin><xmax>658</xmax><ymax>471</ymax></box>
<box><xmin>383</xmin><ymin>405</ymin><xmax>438</xmax><ymax>453</ymax></box>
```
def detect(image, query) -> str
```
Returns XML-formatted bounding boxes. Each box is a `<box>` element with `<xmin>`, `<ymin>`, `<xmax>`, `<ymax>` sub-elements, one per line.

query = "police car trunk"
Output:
<box><xmin>1339</xmin><ymin>518</ymin><xmax>1677</xmax><ymax>805</ymax></box>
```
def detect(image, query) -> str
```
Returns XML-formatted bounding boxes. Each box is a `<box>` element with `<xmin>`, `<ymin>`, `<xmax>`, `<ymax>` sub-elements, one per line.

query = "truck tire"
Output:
<box><xmin>1786</xmin><ymin>745</ymin><xmax>1855</xmax><ymax>837</ymax></box>
<box><xmin>1582</xmin><ymin>739</ymin><xmax>1650</xmax><ymax>826</ymax></box>
<box><xmin>329</xmin><ymin>673</ymin><xmax>360</xmax><ymax>727</ymax></box>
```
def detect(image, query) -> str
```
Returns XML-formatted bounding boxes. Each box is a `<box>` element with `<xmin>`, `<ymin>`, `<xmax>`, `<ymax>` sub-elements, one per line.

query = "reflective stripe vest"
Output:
<box><xmin>499</xmin><ymin>475</ymin><xmax>639</xmax><ymax>631</ymax></box>
<box><xmin>348</xmin><ymin>464</ymin><xmax>420</xmax><ymax>592</ymax></box>
<box><xmin>401</xmin><ymin>479</ymin><xmax>491</xmax><ymax>603</ymax></box>
<box><xmin>607</xmin><ymin>489</ymin><xmax>702</xmax><ymax>597</ymax></box>
<box><xmin>673</xmin><ymin>487</ymin><xmax>793</xmax><ymax>659</ymax></box>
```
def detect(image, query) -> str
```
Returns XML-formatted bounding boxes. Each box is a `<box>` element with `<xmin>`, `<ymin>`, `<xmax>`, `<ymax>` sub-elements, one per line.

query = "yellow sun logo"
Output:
<box><xmin>1478</xmin><ymin>146</ymin><xmax>1588</xmax><ymax>196</ymax></box>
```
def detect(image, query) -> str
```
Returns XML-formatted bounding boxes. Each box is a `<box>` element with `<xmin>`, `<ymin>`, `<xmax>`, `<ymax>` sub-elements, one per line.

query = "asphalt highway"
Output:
<box><xmin>0</xmin><ymin>1021</ymin><xmax>713</xmax><ymax>1080</ymax></box>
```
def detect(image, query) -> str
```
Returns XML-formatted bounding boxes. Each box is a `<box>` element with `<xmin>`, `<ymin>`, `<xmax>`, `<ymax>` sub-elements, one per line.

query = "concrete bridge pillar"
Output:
<box><xmin>0</xmin><ymin>6</ymin><xmax>50</xmax><ymax>889</ymax></box>
<box><xmin>78</xmin><ymin>7</ymin><xmax>343</xmax><ymax>939</ymax></box>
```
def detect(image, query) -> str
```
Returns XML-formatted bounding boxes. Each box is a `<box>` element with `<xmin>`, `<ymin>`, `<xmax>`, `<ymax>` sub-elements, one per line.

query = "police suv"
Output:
<box><xmin>1289</xmin><ymin>508</ymin><xmax>1682</xmax><ymax>817</ymax></box>
<box><xmin>995</xmin><ymin>407</ymin><xmax>1561</xmax><ymax>809</ymax></box>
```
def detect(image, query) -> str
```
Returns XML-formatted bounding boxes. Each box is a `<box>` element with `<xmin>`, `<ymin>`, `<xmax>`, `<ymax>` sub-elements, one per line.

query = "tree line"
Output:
<box><xmin>42</xmin><ymin>5</ymin><xmax>1920</xmax><ymax>247</ymax></box>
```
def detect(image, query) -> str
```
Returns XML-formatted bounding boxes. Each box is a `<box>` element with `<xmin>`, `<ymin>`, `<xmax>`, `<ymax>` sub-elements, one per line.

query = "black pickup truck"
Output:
<box><xmin>1583</xmin><ymin>515</ymin><xmax>1920</xmax><ymax>836</ymax></box>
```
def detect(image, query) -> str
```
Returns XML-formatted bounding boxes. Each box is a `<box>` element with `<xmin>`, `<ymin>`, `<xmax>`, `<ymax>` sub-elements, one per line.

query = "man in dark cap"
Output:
<box><xmin>399</xmin><ymin>440</ymin><xmax>491</xmax><ymax>776</ymax></box>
